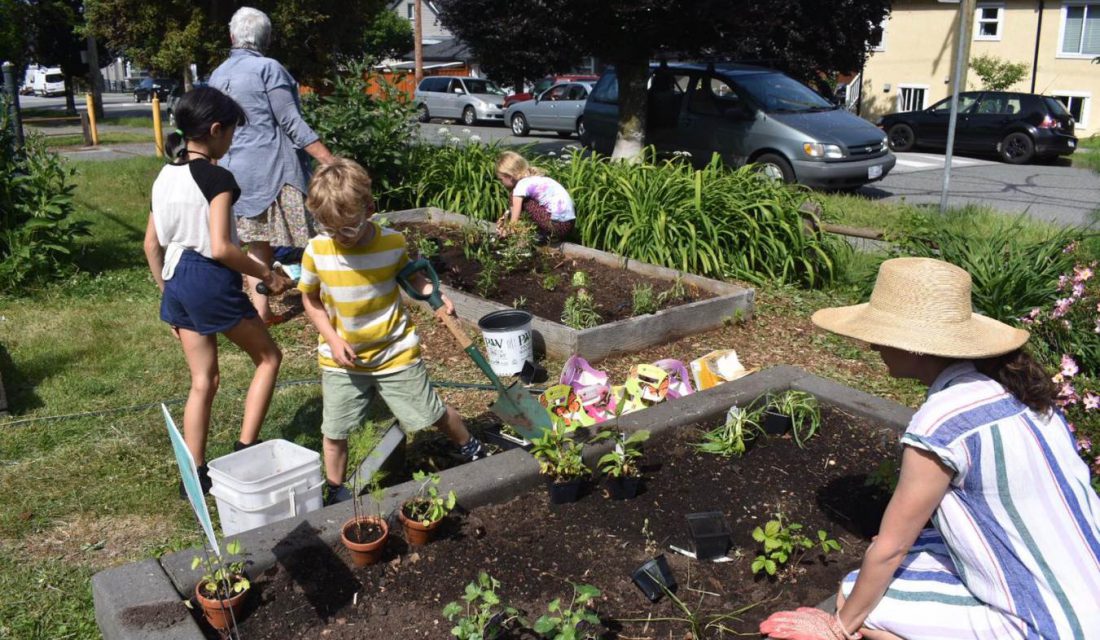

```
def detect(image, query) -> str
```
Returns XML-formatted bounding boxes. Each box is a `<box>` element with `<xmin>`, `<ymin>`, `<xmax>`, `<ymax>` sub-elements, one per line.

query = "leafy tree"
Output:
<box><xmin>434</xmin><ymin>0</ymin><xmax>582</xmax><ymax>90</ymax></box>
<box><xmin>0</xmin><ymin>0</ymin><xmax>31</xmax><ymax>79</ymax></box>
<box><xmin>969</xmin><ymin>54</ymin><xmax>1028</xmax><ymax>91</ymax></box>
<box><xmin>438</xmin><ymin>0</ymin><xmax>889</xmax><ymax>158</ymax></box>
<box><xmin>29</xmin><ymin>0</ymin><xmax>108</xmax><ymax>113</ymax></box>
<box><xmin>361</xmin><ymin>9</ymin><xmax>414</xmax><ymax>63</ymax></box>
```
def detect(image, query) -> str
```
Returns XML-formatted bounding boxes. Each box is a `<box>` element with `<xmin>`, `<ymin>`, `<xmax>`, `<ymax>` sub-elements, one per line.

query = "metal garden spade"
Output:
<box><xmin>396</xmin><ymin>258</ymin><xmax>553</xmax><ymax>441</ymax></box>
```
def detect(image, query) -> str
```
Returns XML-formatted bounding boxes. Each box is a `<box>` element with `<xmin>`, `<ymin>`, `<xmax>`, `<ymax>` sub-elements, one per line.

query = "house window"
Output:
<box><xmin>407</xmin><ymin>2</ymin><xmax>414</xmax><ymax>19</ymax></box>
<box><xmin>974</xmin><ymin>3</ymin><xmax>1004</xmax><ymax>41</ymax></box>
<box><xmin>898</xmin><ymin>85</ymin><xmax>928</xmax><ymax>112</ymax></box>
<box><xmin>869</xmin><ymin>17</ymin><xmax>887</xmax><ymax>52</ymax></box>
<box><xmin>1053</xmin><ymin>93</ymin><xmax>1090</xmax><ymax>127</ymax></box>
<box><xmin>1060</xmin><ymin>2</ymin><xmax>1100</xmax><ymax>57</ymax></box>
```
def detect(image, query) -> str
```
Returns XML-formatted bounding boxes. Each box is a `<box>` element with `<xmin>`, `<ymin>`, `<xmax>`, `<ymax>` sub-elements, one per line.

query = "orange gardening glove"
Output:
<box><xmin>759</xmin><ymin>607</ymin><xmax>861</xmax><ymax>640</ymax></box>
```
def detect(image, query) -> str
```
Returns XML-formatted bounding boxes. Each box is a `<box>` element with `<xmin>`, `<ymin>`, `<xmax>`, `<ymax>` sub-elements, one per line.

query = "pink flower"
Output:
<box><xmin>1073</xmin><ymin>282</ymin><xmax>1086</xmax><ymax>299</ymax></box>
<box><xmin>1058</xmin><ymin>274</ymin><xmax>1071</xmax><ymax>290</ymax></box>
<box><xmin>1059</xmin><ymin>382</ymin><xmax>1079</xmax><ymax>405</ymax></box>
<box><xmin>1085</xmin><ymin>392</ymin><xmax>1100</xmax><ymax>411</ymax></box>
<box><xmin>1062</xmin><ymin>355</ymin><xmax>1080</xmax><ymax>377</ymax></box>
<box><xmin>1053</xmin><ymin>373</ymin><xmax>1065</xmax><ymax>384</ymax></box>
<box><xmin>1078</xmin><ymin>436</ymin><xmax>1094</xmax><ymax>453</ymax></box>
<box><xmin>1052</xmin><ymin>298</ymin><xmax>1073</xmax><ymax>318</ymax></box>
<box><xmin>1074</xmin><ymin>265</ymin><xmax>1094</xmax><ymax>282</ymax></box>
<box><xmin>1064</xmin><ymin>241</ymin><xmax>1079</xmax><ymax>254</ymax></box>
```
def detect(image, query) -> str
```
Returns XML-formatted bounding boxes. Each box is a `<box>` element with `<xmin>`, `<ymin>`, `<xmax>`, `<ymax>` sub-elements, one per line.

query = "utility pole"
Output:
<box><xmin>86</xmin><ymin>33</ymin><xmax>104</xmax><ymax>120</ymax></box>
<box><xmin>939</xmin><ymin>0</ymin><xmax>976</xmax><ymax>213</ymax></box>
<box><xmin>414</xmin><ymin>0</ymin><xmax>424</xmax><ymax>85</ymax></box>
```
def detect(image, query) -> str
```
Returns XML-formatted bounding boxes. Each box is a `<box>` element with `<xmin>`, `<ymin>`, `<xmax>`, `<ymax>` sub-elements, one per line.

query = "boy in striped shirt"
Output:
<box><xmin>298</xmin><ymin>158</ymin><xmax>485</xmax><ymax>505</ymax></box>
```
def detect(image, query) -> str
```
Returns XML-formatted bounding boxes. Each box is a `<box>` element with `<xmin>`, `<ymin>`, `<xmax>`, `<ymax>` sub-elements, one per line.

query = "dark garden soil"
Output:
<box><xmin>394</xmin><ymin>222</ymin><xmax>714</xmax><ymax>325</ymax></box>
<box><xmin>216</xmin><ymin>408</ymin><xmax>896</xmax><ymax>639</ymax></box>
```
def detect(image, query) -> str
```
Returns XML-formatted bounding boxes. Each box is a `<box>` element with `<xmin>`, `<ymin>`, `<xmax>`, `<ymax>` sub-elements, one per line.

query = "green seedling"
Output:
<box><xmin>631</xmin><ymin>283</ymin><xmax>658</xmax><ymax>316</ymax></box>
<box><xmin>191</xmin><ymin>539</ymin><xmax>250</xmax><ymax>599</ymax></box>
<box><xmin>404</xmin><ymin>471</ymin><xmax>456</xmax><ymax>525</ymax></box>
<box><xmin>751</xmin><ymin>514</ymin><xmax>840</xmax><ymax>577</ymax></box>
<box><xmin>696</xmin><ymin>406</ymin><xmax>763</xmax><ymax>458</ymax></box>
<box><xmin>532</xmin><ymin>582</ymin><xmax>602</xmax><ymax>640</ymax></box>
<box><xmin>442</xmin><ymin>572</ymin><xmax>524</xmax><ymax>640</ymax></box>
<box><xmin>591</xmin><ymin>429</ymin><xmax>650</xmax><ymax>478</ymax></box>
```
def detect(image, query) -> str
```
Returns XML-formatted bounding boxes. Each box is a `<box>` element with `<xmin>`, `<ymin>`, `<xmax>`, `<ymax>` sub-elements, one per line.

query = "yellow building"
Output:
<box><xmin>858</xmin><ymin>0</ymin><xmax>1099</xmax><ymax>136</ymax></box>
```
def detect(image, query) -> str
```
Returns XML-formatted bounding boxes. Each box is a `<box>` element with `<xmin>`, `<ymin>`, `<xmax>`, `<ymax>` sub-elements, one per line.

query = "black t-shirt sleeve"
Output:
<box><xmin>189</xmin><ymin>160</ymin><xmax>241</xmax><ymax>205</ymax></box>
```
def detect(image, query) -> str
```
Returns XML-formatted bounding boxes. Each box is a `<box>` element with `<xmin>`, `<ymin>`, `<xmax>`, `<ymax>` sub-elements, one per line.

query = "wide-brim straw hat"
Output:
<box><xmin>811</xmin><ymin>257</ymin><xmax>1029</xmax><ymax>359</ymax></box>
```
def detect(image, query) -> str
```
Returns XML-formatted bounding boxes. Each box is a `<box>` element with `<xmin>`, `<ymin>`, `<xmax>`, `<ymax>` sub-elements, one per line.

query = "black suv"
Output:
<box><xmin>133</xmin><ymin>77</ymin><xmax>176</xmax><ymax>103</ymax></box>
<box><xmin>878</xmin><ymin>91</ymin><xmax>1076</xmax><ymax>164</ymax></box>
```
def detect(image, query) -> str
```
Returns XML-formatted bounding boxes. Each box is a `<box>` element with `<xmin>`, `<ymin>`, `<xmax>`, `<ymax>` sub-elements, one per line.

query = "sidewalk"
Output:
<box><xmin>58</xmin><ymin>142</ymin><xmax>158</xmax><ymax>161</ymax></box>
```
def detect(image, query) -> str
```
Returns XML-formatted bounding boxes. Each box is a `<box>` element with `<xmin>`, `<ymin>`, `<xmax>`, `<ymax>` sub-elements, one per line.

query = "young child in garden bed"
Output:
<box><xmin>143</xmin><ymin>87</ymin><xmax>292</xmax><ymax>498</ymax></box>
<box><xmin>298</xmin><ymin>158</ymin><xmax>486</xmax><ymax>505</ymax></box>
<box><xmin>495</xmin><ymin>151</ymin><xmax>575</xmax><ymax>243</ymax></box>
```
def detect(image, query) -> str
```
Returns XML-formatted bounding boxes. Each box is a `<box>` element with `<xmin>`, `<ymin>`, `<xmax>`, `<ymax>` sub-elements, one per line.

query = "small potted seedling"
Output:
<box><xmin>530</xmin><ymin>421</ymin><xmax>589</xmax><ymax>504</ymax></box>
<box><xmin>191</xmin><ymin>539</ymin><xmax>250</xmax><ymax>631</ymax></box>
<box><xmin>695</xmin><ymin>405</ymin><xmax>763</xmax><ymax>458</ymax></box>
<box><xmin>399</xmin><ymin>470</ymin><xmax>456</xmax><ymax>545</ymax></box>
<box><xmin>591</xmin><ymin>429</ymin><xmax>650</xmax><ymax>500</ymax></box>
<box><xmin>340</xmin><ymin>471</ymin><xmax>390</xmax><ymax>567</ymax></box>
<box><xmin>763</xmin><ymin>390</ymin><xmax>822</xmax><ymax>445</ymax></box>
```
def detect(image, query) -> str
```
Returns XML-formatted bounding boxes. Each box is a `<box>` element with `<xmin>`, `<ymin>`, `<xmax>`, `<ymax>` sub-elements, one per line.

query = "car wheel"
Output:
<box><xmin>576</xmin><ymin>117</ymin><xmax>586</xmax><ymax>140</ymax></box>
<box><xmin>887</xmin><ymin>123</ymin><xmax>915</xmax><ymax>152</ymax></box>
<box><xmin>556</xmin><ymin>130</ymin><xmax>573</xmax><ymax>139</ymax></box>
<box><xmin>1000</xmin><ymin>132</ymin><xmax>1034</xmax><ymax>164</ymax></box>
<box><xmin>753</xmin><ymin>153</ymin><xmax>795</xmax><ymax>183</ymax></box>
<box><xmin>416</xmin><ymin>104</ymin><xmax>430</xmax><ymax>123</ymax></box>
<box><xmin>462</xmin><ymin>106</ymin><xmax>477</xmax><ymax>126</ymax></box>
<box><xmin>134</xmin><ymin>93</ymin><xmax>141</xmax><ymax>103</ymax></box>
<box><xmin>511</xmin><ymin>113</ymin><xmax>530</xmax><ymax>136</ymax></box>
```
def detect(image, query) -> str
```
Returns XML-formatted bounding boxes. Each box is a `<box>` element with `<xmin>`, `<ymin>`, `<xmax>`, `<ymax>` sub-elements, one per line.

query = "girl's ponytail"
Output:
<box><xmin>165</xmin><ymin>129</ymin><xmax>186</xmax><ymax>161</ymax></box>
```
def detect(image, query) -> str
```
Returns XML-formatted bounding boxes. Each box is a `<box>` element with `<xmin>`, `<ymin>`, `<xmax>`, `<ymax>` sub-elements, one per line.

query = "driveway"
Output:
<box><xmin>862</xmin><ymin>151</ymin><xmax>1099</xmax><ymax>228</ymax></box>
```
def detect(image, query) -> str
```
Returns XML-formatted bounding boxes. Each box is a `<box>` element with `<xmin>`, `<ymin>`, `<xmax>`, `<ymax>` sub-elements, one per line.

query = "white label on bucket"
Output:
<box><xmin>482</xmin><ymin>326</ymin><xmax>533</xmax><ymax>376</ymax></box>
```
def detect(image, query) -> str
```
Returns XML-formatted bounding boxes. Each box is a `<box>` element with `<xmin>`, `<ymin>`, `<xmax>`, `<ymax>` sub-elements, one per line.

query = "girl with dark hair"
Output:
<box><xmin>143</xmin><ymin>86</ymin><xmax>293</xmax><ymax>497</ymax></box>
<box><xmin>760</xmin><ymin>257</ymin><xmax>1100</xmax><ymax>640</ymax></box>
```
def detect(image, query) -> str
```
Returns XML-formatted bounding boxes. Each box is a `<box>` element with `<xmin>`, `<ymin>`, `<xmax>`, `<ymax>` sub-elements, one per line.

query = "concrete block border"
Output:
<box><xmin>382</xmin><ymin>207</ymin><xmax>756</xmax><ymax>362</ymax></box>
<box><xmin>92</xmin><ymin>366</ymin><xmax>912</xmax><ymax>639</ymax></box>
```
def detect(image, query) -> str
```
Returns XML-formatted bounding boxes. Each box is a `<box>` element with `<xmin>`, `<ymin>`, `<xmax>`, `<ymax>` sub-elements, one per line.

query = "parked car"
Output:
<box><xmin>582</xmin><ymin>63</ymin><xmax>895</xmax><ymax>189</ymax></box>
<box><xmin>133</xmin><ymin>77</ymin><xmax>176</xmax><ymax>103</ymax></box>
<box><xmin>414</xmin><ymin>76</ymin><xmax>507</xmax><ymax>126</ymax></box>
<box><xmin>32</xmin><ymin>68</ymin><xmax>65</xmax><ymax>97</ymax></box>
<box><xmin>505</xmin><ymin>81</ymin><xmax>595</xmax><ymax>138</ymax></box>
<box><xmin>504</xmin><ymin>74</ymin><xmax>599</xmax><ymax>108</ymax></box>
<box><xmin>878</xmin><ymin>91</ymin><xmax>1076</xmax><ymax>164</ymax></box>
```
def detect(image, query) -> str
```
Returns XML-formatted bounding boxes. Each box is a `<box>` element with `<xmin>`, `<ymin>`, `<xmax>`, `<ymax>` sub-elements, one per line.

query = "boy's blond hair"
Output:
<box><xmin>306</xmin><ymin>157</ymin><xmax>374</xmax><ymax>228</ymax></box>
<box><xmin>496</xmin><ymin>150</ymin><xmax>544</xmax><ymax>181</ymax></box>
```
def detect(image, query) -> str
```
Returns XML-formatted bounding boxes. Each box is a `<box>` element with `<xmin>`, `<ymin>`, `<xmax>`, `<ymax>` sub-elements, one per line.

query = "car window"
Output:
<box><xmin>449</xmin><ymin>79</ymin><xmax>465</xmax><ymax>94</ymax></box>
<box><xmin>545</xmin><ymin>84</ymin><xmax>569</xmax><ymax>101</ymax></box>
<box><xmin>687</xmin><ymin>75</ymin><xmax>743</xmax><ymax>116</ymax></box>
<box><xmin>464</xmin><ymin>79</ymin><xmax>505</xmax><ymax>95</ymax></box>
<box><xmin>1044</xmin><ymin>97</ymin><xmax>1071</xmax><ymax>117</ymax></box>
<box><xmin>734</xmin><ymin>72</ymin><xmax>832</xmax><ymax>113</ymax></box>
<box><xmin>566</xmin><ymin>84</ymin><xmax>588</xmax><ymax>101</ymax></box>
<box><xmin>975</xmin><ymin>94</ymin><xmax>1024</xmax><ymax>115</ymax></box>
<box><xmin>589</xmin><ymin>74</ymin><xmax>618</xmax><ymax>104</ymax></box>
<box><xmin>534</xmin><ymin>79</ymin><xmax>554</xmax><ymax>95</ymax></box>
<box><xmin>649</xmin><ymin>71</ymin><xmax>689</xmax><ymax>94</ymax></box>
<box><xmin>929</xmin><ymin>93</ymin><xmax>980</xmax><ymax>113</ymax></box>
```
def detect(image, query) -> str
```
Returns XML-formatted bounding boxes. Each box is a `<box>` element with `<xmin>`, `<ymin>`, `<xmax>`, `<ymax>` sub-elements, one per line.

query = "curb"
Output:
<box><xmin>93</xmin><ymin>366</ymin><xmax>913</xmax><ymax>639</ymax></box>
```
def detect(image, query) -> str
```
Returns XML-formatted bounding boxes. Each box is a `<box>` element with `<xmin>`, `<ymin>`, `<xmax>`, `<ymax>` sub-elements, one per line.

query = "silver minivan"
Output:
<box><xmin>582</xmin><ymin>63</ymin><xmax>895</xmax><ymax>189</ymax></box>
<box><xmin>415</xmin><ymin>76</ymin><xmax>507</xmax><ymax>126</ymax></box>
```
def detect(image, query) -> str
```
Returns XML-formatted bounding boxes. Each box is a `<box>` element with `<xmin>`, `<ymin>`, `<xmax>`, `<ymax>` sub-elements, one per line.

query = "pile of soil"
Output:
<box><xmin>219</xmin><ymin>408</ymin><xmax>897</xmax><ymax>639</ymax></box>
<box><xmin>395</xmin><ymin>222</ymin><xmax>714</xmax><ymax>325</ymax></box>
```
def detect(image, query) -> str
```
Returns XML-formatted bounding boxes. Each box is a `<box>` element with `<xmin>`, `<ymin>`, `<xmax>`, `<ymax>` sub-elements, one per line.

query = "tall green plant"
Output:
<box><xmin>301</xmin><ymin>59</ymin><xmax>418</xmax><ymax>210</ymax></box>
<box><xmin>0</xmin><ymin>98</ymin><xmax>88</xmax><ymax>294</ymax></box>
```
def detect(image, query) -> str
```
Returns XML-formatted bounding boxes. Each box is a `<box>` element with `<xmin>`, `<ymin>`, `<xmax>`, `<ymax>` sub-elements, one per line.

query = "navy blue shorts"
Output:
<box><xmin>160</xmin><ymin>250</ymin><xmax>257</xmax><ymax>335</ymax></box>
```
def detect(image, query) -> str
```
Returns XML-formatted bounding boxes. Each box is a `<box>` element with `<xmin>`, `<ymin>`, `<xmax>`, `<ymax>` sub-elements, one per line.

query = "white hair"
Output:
<box><xmin>229</xmin><ymin>7</ymin><xmax>271</xmax><ymax>53</ymax></box>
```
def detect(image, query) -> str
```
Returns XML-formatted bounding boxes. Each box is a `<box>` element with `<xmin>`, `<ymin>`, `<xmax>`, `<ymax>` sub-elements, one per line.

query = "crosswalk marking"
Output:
<box><xmin>891</xmin><ymin>152</ymin><xmax>993</xmax><ymax>173</ymax></box>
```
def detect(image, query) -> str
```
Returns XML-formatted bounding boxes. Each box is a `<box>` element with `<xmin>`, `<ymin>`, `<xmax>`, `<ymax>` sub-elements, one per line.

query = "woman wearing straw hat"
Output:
<box><xmin>760</xmin><ymin>257</ymin><xmax>1100</xmax><ymax>640</ymax></box>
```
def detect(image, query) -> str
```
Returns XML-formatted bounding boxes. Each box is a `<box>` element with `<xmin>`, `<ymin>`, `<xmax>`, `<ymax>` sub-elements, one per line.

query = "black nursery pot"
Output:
<box><xmin>686</xmin><ymin>511</ymin><xmax>732</xmax><ymax>561</ymax></box>
<box><xmin>632</xmin><ymin>555</ymin><xmax>677</xmax><ymax>602</ymax></box>
<box><xmin>606</xmin><ymin>475</ymin><xmax>642</xmax><ymax>500</ymax></box>
<box><xmin>482</xmin><ymin>424</ymin><xmax>532</xmax><ymax>452</ymax></box>
<box><xmin>762</xmin><ymin>411</ymin><xmax>792</xmax><ymax>436</ymax></box>
<box><xmin>547</xmin><ymin>477</ymin><xmax>584</xmax><ymax>504</ymax></box>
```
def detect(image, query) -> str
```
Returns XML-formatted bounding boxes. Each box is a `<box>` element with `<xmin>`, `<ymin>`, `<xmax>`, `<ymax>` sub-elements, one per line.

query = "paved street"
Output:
<box><xmin>22</xmin><ymin>95</ymin><xmax>1097</xmax><ymax>226</ymax></box>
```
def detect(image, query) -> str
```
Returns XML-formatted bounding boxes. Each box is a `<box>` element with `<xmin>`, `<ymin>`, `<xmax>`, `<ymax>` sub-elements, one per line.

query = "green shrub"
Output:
<box><xmin>0</xmin><ymin>99</ymin><xmax>89</xmax><ymax>294</ymax></box>
<box><xmin>301</xmin><ymin>59</ymin><xmax>419</xmax><ymax>210</ymax></box>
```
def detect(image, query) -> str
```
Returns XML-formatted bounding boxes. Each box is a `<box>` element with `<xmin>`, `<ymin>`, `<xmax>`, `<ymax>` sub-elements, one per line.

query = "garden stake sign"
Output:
<box><xmin>397</xmin><ymin>258</ymin><xmax>554</xmax><ymax>441</ymax></box>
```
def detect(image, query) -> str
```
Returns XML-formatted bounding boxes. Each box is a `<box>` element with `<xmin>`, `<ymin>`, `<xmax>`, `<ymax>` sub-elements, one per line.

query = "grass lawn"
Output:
<box><xmin>42</xmin><ymin>131</ymin><xmax>153</xmax><ymax>149</ymax></box>
<box><xmin>0</xmin><ymin>156</ymin><xmax>922</xmax><ymax>639</ymax></box>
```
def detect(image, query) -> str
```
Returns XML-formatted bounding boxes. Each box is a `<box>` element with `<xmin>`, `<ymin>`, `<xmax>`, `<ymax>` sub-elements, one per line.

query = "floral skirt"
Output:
<box><xmin>523</xmin><ymin>199</ymin><xmax>574</xmax><ymax>243</ymax></box>
<box><xmin>237</xmin><ymin>184</ymin><xmax>315</xmax><ymax>248</ymax></box>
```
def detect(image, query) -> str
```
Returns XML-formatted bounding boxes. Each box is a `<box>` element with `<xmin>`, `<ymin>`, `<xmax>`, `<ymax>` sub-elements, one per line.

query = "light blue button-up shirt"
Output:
<box><xmin>208</xmin><ymin>49</ymin><xmax>319</xmax><ymax>218</ymax></box>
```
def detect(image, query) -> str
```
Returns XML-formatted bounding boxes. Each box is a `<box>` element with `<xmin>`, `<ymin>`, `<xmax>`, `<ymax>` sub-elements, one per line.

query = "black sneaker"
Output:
<box><xmin>460</xmin><ymin>436</ymin><xmax>488</xmax><ymax>461</ymax></box>
<box><xmin>179</xmin><ymin>464</ymin><xmax>213</xmax><ymax>499</ymax></box>
<box><xmin>323</xmin><ymin>482</ymin><xmax>353</xmax><ymax>506</ymax></box>
<box><xmin>234</xmin><ymin>439</ymin><xmax>263</xmax><ymax>452</ymax></box>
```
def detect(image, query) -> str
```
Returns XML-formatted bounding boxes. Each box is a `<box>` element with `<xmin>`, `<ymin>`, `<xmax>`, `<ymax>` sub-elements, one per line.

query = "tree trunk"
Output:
<box><xmin>183</xmin><ymin>62</ymin><xmax>193</xmax><ymax>92</ymax></box>
<box><xmin>512</xmin><ymin>76</ymin><xmax>524</xmax><ymax>96</ymax></box>
<box><xmin>610</xmin><ymin>56</ymin><xmax>648</xmax><ymax>162</ymax></box>
<box><xmin>63</xmin><ymin>76</ymin><xmax>76</xmax><ymax>114</ymax></box>
<box><xmin>86</xmin><ymin>34</ymin><xmax>105</xmax><ymax>121</ymax></box>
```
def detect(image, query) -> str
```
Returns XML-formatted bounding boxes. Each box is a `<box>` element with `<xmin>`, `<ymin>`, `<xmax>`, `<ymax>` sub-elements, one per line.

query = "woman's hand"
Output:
<box><xmin>759</xmin><ymin>608</ymin><xmax>859</xmax><ymax>640</ymax></box>
<box><xmin>327</xmin><ymin>335</ymin><xmax>359</xmax><ymax>368</ymax></box>
<box><xmin>439</xmin><ymin>293</ymin><xmax>456</xmax><ymax>316</ymax></box>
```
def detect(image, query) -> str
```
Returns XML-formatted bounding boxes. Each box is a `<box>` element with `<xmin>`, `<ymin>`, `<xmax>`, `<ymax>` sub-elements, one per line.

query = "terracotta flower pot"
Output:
<box><xmin>341</xmin><ymin>516</ymin><xmax>390</xmax><ymax>567</ymax></box>
<box><xmin>399</xmin><ymin>502</ymin><xmax>443</xmax><ymax>546</ymax></box>
<box><xmin>194</xmin><ymin>578</ymin><xmax>249</xmax><ymax>630</ymax></box>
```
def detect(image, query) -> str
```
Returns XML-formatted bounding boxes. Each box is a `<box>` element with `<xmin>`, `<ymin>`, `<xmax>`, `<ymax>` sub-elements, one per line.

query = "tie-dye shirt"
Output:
<box><xmin>513</xmin><ymin>176</ymin><xmax>575</xmax><ymax>222</ymax></box>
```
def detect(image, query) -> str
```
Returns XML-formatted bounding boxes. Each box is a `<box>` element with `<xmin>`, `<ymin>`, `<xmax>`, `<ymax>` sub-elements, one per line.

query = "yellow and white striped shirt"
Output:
<box><xmin>298</xmin><ymin>224</ymin><xmax>421</xmax><ymax>374</ymax></box>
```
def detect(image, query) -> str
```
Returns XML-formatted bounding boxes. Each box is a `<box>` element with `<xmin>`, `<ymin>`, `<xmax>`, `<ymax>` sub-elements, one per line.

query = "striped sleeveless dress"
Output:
<box><xmin>842</xmin><ymin>362</ymin><xmax>1100</xmax><ymax>639</ymax></box>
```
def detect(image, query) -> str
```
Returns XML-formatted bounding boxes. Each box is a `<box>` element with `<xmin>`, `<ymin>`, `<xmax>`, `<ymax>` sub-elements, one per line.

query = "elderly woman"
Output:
<box><xmin>208</xmin><ymin>6</ymin><xmax>334</xmax><ymax>324</ymax></box>
<box><xmin>761</xmin><ymin>257</ymin><xmax>1100</xmax><ymax>640</ymax></box>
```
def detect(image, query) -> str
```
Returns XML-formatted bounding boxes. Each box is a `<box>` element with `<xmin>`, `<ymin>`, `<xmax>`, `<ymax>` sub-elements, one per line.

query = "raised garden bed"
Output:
<box><xmin>383</xmin><ymin>208</ymin><xmax>755</xmax><ymax>362</ymax></box>
<box><xmin>92</xmin><ymin>367</ymin><xmax>913</xmax><ymax>640</ymax></box>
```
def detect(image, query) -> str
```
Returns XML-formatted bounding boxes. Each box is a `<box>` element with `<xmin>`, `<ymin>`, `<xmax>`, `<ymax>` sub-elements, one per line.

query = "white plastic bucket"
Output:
<box><xmin>207</xmin><ymin>440</ymin><xmax>324</xmax><ymax>536</ymax></box>
<box><xmin>477</xmin><ymin>309</ymin><xmax>534</xmax><ymax>376</ymax></box>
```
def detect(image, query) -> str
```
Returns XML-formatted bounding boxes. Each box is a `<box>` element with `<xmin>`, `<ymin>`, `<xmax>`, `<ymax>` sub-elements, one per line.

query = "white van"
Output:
<box><xmin>33</xmin><ymin>68</ymin><xmax>65</xmax><ymax>97</ymax></box>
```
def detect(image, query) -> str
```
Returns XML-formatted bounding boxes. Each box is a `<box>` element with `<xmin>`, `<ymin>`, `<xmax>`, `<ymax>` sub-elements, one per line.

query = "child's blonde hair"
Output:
<box><xmin>496</xmin><ymin>151</ymin><xmax>545</xmax><ymax>181</ymax></box>
<box><xmin>306</xmin><ymin>158</ymin><xmax>374</xmax><ymax>228</ymax></box>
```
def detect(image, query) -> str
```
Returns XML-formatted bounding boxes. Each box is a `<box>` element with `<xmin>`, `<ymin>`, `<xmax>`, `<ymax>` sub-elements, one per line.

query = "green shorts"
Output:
<box><xmin>320</xmin><ymin>362</ymin><xmax>446</xmax><ymax>440</ymax></box>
